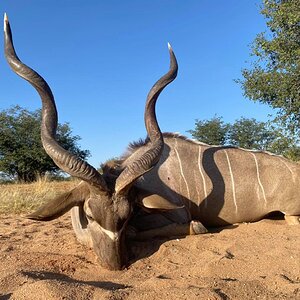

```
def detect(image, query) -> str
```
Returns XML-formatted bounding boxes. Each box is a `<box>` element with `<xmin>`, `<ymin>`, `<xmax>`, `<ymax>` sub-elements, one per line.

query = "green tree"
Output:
<box><xmin>0</xmin><ymin>106</ymin><xmax>90</xmax><ymax>182</ymax></box>
<box><xmin>228</xmin><ymin>117</ymin><xmax>276</xmax><ymax>150</ymax></box>
<box><xmin>238</xmin><ymin>0</ymin><xmax>300</xmax><ymax>134</ymax></box>
<box><xmin>188</xmin><ymin>116</ymin><xmax>300</xmax><ymax>161</ymax></box>
<box><xmin>266</xmin><ymin>126</ymin><xmax>300</xmax><ymax>160</ymax></box>
<box><xmin>188</xmin><ymin>115</ymin><xmax>230</xmax><ymax>145</ymax></box>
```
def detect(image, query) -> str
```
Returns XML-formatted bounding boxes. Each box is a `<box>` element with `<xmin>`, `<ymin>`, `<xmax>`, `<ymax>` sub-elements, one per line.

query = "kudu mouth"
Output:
<box><xmin>91</xmin><ymin>229</ymin><xmax>127</xmax><ymax>270</ymax></box>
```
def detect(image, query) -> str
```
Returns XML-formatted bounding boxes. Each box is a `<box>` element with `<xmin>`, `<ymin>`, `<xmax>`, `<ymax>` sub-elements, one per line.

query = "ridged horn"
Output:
<box><xmin>115</xmin><ymin>43</ymin><xmax>178</xmax><ymax>194</ymax></box>
<box><xmin>4</xmin><ymin>14</ymin><xmax>107</xmax><ymax>190</ymax></box>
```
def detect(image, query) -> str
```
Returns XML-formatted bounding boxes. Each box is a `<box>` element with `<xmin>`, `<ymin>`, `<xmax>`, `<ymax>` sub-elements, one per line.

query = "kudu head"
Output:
<box><xmin>4</xmin><ymin>14</ymin><xmax>178</xmax><ymax>270</ymax></box>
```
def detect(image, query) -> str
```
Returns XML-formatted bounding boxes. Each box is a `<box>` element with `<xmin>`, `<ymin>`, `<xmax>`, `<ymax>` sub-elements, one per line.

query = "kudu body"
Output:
<box><xmin>128</xmin><ymin>136</ymin><xmax>300</xmax><ymax>227</ymax></box>
<box><xmin>4</xmin><ymin>14</ymin><xmax>300</xmax><ymax>271</ymax></box>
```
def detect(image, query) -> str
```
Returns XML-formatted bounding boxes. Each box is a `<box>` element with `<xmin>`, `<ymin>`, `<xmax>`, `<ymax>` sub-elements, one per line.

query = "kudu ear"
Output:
<box><xmin>27</xmin><ymin>182</ymin><xmax>90</xmax><ymax>221</ymax></box>
<box><xmin>137</xmin><ymin>189</ymin><xmax>183</xmax><ymax>211</ymax></box>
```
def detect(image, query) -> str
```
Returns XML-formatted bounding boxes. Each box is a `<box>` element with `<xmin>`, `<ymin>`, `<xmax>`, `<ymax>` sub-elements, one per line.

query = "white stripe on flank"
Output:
<box><xmin>198</xmin><ymin>146</ymin><xmax>208</xmax><ymax>208</ymax></box>
<box><xmin>224</xmin><ymin>150</ymin><xmax>237</xmax><ymax>214</ymax></box>
<box><xmin>174</xmin><ymin>140</ymin><xmax>191</xmax><ymax>200</ymax></box>
<box><xmin>251</xmin><ymin>152</ymin><xmax>267</xmax><ymax>205</ymax></box>
<box><xmin>280</xmin><ymin>158</ymin><xmax>295</xmax><ymax>182</ymax></box>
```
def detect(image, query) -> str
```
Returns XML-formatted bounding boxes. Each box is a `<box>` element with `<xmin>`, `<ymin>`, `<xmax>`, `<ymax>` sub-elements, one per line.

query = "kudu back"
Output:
<box><xmin>4</xmin><ymin>14</ymin><xmax>300</xmax><ymax>270</ymax></box>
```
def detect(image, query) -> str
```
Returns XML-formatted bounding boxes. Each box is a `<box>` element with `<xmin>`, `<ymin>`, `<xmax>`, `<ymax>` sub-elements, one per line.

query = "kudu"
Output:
<box><xmin>4</xmin><ymin>14</ymin><xmax>300</xmax><ymax>270</ymax></box>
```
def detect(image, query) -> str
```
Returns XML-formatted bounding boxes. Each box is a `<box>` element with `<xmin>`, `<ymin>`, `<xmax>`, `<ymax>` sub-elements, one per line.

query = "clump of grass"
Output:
<box><xmin>0</xmin><ymin>177</ymin><xmax>79</xmax><ymax>215</ymax></box>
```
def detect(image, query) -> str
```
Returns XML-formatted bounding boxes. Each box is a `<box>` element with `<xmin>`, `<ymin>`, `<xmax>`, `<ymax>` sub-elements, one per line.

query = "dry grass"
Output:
<box><xmin>0</xmin><ymin>178</ymin><xmax>79</xmax><ymax>215</ymax></box>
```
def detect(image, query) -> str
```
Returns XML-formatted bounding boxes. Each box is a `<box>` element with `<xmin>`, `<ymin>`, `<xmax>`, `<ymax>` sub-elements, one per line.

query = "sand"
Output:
<box><xmin>0</xmin><ymin>213</ymin><xmax>299</xmax><ymax>299</ymax></box>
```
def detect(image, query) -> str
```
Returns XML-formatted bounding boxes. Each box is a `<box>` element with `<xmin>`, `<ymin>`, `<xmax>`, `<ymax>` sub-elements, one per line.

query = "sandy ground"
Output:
<box><xmin>0</xmin><ymin>214</ymin><xmax>299</xmax><ymax>300</ymax></box>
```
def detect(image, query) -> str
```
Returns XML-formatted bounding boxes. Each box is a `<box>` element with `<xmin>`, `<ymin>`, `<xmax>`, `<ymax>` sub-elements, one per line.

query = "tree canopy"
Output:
<box><xmin>227</xmin><ymin>117</ymin><xmax>276</xmax><ymax>150</ymax></box>
<box><xmin>239</xmin><ymin>0</ymin><xmax>300</xmax><ymax>134</ymax></box>
<box><xmin>187</xmin><ymin>116</ymin><xmax>230</xmax><ymax>145</ymax></box>
<box><xmin>0</xmin><ymin>106</ymin><xmax>90</xmax><ymax>182</ymax></box>
<box><xmin>188</xmin><ymin>116</ymin><xmax>300</xmax><ymax>161</ymax></box>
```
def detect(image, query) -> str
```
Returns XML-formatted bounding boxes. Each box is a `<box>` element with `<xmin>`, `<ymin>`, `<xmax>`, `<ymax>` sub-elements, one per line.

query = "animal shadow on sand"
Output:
<box><xmin>20</xmin><ymin>271</ymin><xmax>131</xmax><ymax>290</ymax></box>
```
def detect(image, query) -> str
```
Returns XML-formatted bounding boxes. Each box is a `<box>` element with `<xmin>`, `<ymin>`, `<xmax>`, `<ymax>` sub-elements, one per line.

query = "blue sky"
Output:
<box><xmin>0</xmin><ymin>1</ymin><xmax>273</xmax><ymax>167</ymax></box>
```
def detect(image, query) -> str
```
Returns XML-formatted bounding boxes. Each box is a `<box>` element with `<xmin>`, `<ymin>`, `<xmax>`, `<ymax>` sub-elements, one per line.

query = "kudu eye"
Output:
<box><xmin>85</xmin><ymin>213</ymin><xmax>94</xmax><ymax>222</ymax></box>
<box><xmin>84</xmin><ymin>202</ymin><xmax>95</xmax><ymax>221</ymax></box>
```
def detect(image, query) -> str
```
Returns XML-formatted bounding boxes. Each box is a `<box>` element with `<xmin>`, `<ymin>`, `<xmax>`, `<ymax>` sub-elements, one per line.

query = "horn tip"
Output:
<box><xmin>4</xmin><ymin>12</ymin><xmax>8</xmax><ymax>31</ymax></box>
<box><xmin>167</xmin><ymin>42</ymin><xmax>172</xmax><ymax>51</ymax></box>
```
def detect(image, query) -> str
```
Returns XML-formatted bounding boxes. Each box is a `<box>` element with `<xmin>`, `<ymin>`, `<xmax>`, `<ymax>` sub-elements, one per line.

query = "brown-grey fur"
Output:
<box><xmin>122</xmin><ymin>133</ymin><xmax>300</xmax><ymax>228</ymax></box>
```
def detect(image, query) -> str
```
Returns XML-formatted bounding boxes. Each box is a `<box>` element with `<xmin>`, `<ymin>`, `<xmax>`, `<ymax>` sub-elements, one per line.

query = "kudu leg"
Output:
<box><xmin>129</xmin><ymin>220</ymin><xmax>208</xmax><ymax>241</ymax></box>
<box><xmin>284</xmin><ymin>215</ymin><xmax>300</xmax><ymax>225</ymax></box>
